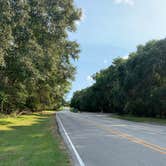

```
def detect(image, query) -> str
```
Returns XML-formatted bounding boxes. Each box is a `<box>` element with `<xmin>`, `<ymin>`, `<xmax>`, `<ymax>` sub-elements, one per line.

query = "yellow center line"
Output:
<box><xmin>71</xmin><ymin>114</ymin><xmax>166</xmax><ymax>155</ymax></box>
<box><xmin>94</xmin><ymin>123</ymin><xmax>166</xmax><ymax>155</ymax></box>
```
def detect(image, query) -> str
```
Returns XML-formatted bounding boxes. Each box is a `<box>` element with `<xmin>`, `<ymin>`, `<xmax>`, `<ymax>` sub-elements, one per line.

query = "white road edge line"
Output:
<box><xmin>57</xmin><ymin>115</ymin><xmax>85</xmax><ymax>166</ymax></box>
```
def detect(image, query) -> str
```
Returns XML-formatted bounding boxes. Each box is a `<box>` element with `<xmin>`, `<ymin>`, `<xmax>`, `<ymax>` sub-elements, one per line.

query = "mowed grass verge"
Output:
<box><xmin>111</xmin><ymin>114</ymin><xmax>166</xmax><ymax>125</ymax></box>
<box><xmin>0</xmin><ymin>111</ymin><xmax>71</xmax><ymax>166</ymax></box>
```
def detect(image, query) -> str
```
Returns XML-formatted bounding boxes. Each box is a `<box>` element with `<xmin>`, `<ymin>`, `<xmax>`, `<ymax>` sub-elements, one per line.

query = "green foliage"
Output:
<box><xmin>71</xmin><ymin>39</ymin><xmax>166</xmax><ymax>118</ymax></box>
<box><xmin>0</xmin><ymin>0</ymin><xmax>81</xmax><ymax>114</ymax></box>
<box><xmin>70</xmin><ymin>107</ymin><xmax>79</xmax><ymax>113</ymax></box>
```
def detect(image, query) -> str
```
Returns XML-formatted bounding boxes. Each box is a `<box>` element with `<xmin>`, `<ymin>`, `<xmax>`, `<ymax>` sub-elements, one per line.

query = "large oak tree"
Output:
<box><xmin>0</xmin><ymin>0</ymin><xmax>81</xmax><ymax>113</ymax></box>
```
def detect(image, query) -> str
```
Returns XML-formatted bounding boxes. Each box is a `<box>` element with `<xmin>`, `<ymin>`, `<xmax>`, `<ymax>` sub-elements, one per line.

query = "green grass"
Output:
<box><xmin>111</xmin><ymin>114</ymin><xmax>166</xmax><ymax>125</ymax></box>
<box><xmin>0</xmin><ymin>111</ymin><xmax>71</xmax><ymax>166</ymax></box>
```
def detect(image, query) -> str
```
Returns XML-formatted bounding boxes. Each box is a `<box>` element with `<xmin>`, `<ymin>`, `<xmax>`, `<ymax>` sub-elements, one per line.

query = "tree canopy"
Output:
<box><xmin>71</xmin><ymin>39</ymin><xmax>166</xmax><ymax>118</ymax></box>
<box><xmin>0</xmin><ymin>0</ymin><xmax>81</xmax><ymax>114</ymax></box>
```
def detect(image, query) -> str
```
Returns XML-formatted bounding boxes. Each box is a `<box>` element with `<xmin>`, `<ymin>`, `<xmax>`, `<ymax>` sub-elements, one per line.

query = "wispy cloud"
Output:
<box><xmin>104</xmin><ymin>60</ymin><xmax>108</xmax><ymax>64</ymax></box>
<box><xmin>80</xmin><ymin>9</ymin><xmax>86</xmax><ymax>21</ymax></box>
<box><xmin>122</xmin><ymin>54</ymin><xmax>129</xmax><ymax>59</ymax></box>
<box><xmin>114</xmin><ymin>0</ymin><xmax>135</xmax><ymax>6</ymax></box>
<box><xmin>75</xmin><ymin>9</ymin><xmax>86</xmax><ymax>26</ymax></box>
<box><xmin>86</xmin><ymin>75</ymin><xmax>94</xmax><ymax>85</ymax></box>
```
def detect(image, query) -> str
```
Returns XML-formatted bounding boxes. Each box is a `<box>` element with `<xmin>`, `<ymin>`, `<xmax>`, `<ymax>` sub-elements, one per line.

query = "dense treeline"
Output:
<box><xmin>71</xmin><ymin>39</ymin><xmax>166</xmax><ymax>117</ymax></box>
<box><xmin>0</xmin><ymin>0</ymin><xmax>81</xmax><ymax>114</ymax></box>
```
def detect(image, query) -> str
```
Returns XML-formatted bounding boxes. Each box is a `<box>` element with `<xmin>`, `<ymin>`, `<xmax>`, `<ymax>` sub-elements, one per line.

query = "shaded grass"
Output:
<box><xmin>111</xmin><ymin>114</ymin><xmax>166</xmax><ymax>125</ymax></box>
<box><xmin>0</xmin><ymin>111</ymin><xmax>71</xmax><ymax>166</ymax></box>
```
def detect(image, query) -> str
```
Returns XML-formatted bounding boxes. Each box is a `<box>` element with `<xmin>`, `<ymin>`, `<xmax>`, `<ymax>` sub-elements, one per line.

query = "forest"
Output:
<box><xmin>0</xmin><ymin>0</ymin><xmax>81</xmax><ymax>114</ymax></box>
<box><xmin>71</xmin><ymin>39</ymin><xmax>166</xmax><ymax>118</ymax></box>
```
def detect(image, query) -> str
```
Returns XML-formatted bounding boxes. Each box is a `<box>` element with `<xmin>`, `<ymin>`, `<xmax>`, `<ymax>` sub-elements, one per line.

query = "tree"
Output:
<box><xmin>70</xmin><ymin>39</ymin><xmax>166</xmax><ymax>118</ymax></box>
<box><xmin>0</xmin><ymin>0</ymin><xmax>81</xmax><ymax>114</ymax></box>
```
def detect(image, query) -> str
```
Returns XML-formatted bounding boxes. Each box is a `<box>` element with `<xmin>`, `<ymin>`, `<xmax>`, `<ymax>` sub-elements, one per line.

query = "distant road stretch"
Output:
<box><xmin>56</xmin><ymin>111</ymin><xmax>166</xmax><ymax>166</ymax></box>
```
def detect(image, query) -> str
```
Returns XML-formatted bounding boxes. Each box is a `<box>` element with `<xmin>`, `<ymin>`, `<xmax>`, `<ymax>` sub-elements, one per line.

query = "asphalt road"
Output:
<box><xmin>56</xmin><ymin>111</ymin><xmax>166</xmax><ymax>166</ymax></box>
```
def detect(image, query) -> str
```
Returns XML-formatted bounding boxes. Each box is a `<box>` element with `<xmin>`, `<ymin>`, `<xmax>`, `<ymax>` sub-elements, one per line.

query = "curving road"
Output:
<box><xmin>56</xmin><ymin>110</ymin><xmax>166</xmax><ymax>166</ymax></box>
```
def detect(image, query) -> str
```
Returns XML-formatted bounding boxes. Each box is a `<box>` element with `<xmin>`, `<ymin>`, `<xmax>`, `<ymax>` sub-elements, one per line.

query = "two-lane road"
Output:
<box><xmin>56</xmin><ymin>111</ymin><xmax>166</xmax><ymax>166</ymax></box>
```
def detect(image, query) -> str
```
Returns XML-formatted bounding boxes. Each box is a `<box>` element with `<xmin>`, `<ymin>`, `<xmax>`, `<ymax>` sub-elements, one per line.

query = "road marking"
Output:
<box><xmin>95</xmin><ymin>124</ymin><xmax>166</xmax><ymax>155</ymax></box>
<box><xmin>57</xmin><ymin>115</ymin><xmax>85</xmax><ymax>166</ymax></box>
<box><xmin>110</xmin><ymin>124</ymin><xmax>127</xmax><ymax>127</ymax></box>
<box><xmin>69</xmin><ymin>114</ymin><xmax>166</xmax><ymax>155</ymax></box>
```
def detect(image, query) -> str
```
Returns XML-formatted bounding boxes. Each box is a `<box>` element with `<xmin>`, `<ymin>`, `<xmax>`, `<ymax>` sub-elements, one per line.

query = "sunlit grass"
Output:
<box><xmin>0</xmin><ymin>111</ymin><xmax>70</xmax><ymax>166</ymax></box>
<box><xmin>0</xmin><ymin>114</ymin><xmax>39</xmax><ymax>131</ymax></box>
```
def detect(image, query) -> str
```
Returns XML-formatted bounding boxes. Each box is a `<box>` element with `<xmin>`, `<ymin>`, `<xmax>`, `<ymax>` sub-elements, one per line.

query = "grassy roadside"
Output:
<box><xmin>111</xmin><ymin>114</ymin><xmax>166</xmax><ymax>125</ymax></box>
<box><xmin>0</xmin><ymin>111</ymin><xmax>71</xmax><ymax>166</ymax></box>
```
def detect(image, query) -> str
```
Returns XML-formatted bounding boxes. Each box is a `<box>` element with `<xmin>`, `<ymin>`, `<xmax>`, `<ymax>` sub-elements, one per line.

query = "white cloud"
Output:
<box><xmin>104</xmin><ymin>60</ymin><xmax>108</xmax><ymax>64</ymax></box>
<box><xmin>122</xmin><ymin>55</ymin><xmax>129</xmax><ymax>59</ymax></box>
<box><xmin>86</xmin><ymin>75</ymin><xmax>94</xmax><ymax>85</ymax></box>
<box><xmin>75</xmin><ymin>9</ymin><xmax>86</xmax><ymax>26</ymax></box>
<box><xmin>75</xmin><ymin>20</ymin><xmax>81</xmax><ymax>26</ymax></box>
<box><xmin>80</xmin><ymin>9</ymin><xmax>86</xmax><ymax>21</ymax></box>
<box><xmin>114</xmin><ymin>0</ymin><xmax>135</xmax><ymax>6</ymax></box>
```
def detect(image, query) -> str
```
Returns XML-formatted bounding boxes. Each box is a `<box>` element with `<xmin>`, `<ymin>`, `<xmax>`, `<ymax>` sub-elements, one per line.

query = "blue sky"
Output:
<box><xmin>67</xmin><ymin>0</ymin><xmax>166</xmax><ymax>99</ymax></box>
